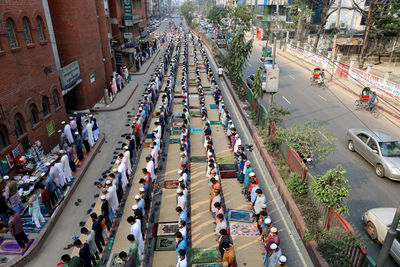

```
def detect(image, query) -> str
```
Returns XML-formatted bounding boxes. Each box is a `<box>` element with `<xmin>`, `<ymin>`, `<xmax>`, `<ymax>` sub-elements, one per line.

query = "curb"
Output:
<box><xmin>8</xmin><ymin>135</ymin><xmax>106</xmax><ymax>267</ymax></box>
<box><xmin>90</xmin><ymin>83</ymin><xmax>138</xmax><ymax>112</ymax></box>
<box><xmin>277</xmin><ymin>50</ymin><xmax>400</xmax><ymax>122</ymax></box>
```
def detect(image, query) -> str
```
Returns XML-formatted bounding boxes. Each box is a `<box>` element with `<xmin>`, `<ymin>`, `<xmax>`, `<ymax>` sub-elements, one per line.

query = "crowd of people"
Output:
<box><xmin>57</xmin><ymin>27</ymin><xmax>178</xmax><ymax>267</ymax></box>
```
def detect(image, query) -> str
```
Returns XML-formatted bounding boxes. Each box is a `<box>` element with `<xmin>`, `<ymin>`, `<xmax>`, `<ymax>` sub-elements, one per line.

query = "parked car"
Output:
<box><xmin>362</xmin><ymin>207</ymin><xmax>400</xmax><ymax>265</ymax></box>
<box><xmin>346</xmin><ymin>128</ymin><xmax>400</xmax><ymax>180</ymax></box>
<box><xmin>259</xmin><ymin>57</ymin><xmax>277</xmax><ymax>68</ymax></box>
<box><xmin>246</xmin><ymin>74</ymin><xmax>255</xmax><ymax>89</ymax></box>
<box><xmin>216</xmin><ymin>39</ymin><xmax>227</xmax><ymax>48</ymax></box>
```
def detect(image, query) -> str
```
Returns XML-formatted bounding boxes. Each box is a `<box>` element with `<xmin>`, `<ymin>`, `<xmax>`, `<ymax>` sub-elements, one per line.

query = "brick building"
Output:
<box><xmin>48</xmin><ymin>0</ymin><xmax>114</xmax><ymax>110</ymax></box>
<box><xmin>0</xmin><ymin>1</ymin><xmax>67</xmax><ymax>163</ymax></box>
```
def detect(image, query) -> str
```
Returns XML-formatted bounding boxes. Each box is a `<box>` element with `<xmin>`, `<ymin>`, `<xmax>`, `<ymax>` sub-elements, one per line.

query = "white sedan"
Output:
<box><xmin>363</xmin><ymin>208</ymin><xmax>400</xmax><ymax>264</ymax></box>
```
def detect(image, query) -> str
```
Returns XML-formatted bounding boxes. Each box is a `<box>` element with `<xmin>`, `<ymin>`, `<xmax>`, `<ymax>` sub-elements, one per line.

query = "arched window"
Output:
<box><xmin>6</xmin><ymin>18</ymin><xmax>18</xmax><ymax>49</ymax></box>
<box><xmin>22</xmin><ymin>17</ymin><xmax>33</xmax><ymax>45</ymax></box>
<box><xmin>14</xmin><ymin>113</ymin><xmax>26</xmax><ymax>138</ymax></box>
<box><xmin>53</xmin><ymin>90</ymin><xmax>60</xmax><ymax>108</ymax></box>
<box><xmin>36</xmin><ymin>16</ymin><xmax>45</xmax><ymax>42</ymax></box>
<box><xmin>0</xmin><ymin>125</ymin><xmax>9</xmax><ymax>151</ymax></box>
<box><xmin>29</xmin><ymin>104</ymin><xmax>39</xmax><ymax>126</ymax></box>
<box><xmin>42</xmin><ymin>96</ymin><xmax>50</xmax><ymax>115</ymax></box>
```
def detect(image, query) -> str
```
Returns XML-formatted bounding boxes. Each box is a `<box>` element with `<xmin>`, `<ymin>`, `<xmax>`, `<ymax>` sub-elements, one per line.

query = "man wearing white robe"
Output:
<box><xmin>129</xmin><ymin>216</ymin><xmax>144</xmax><ymax>260</ymax></box>
<box><xmin>146</xmin><ymin>156</ymin><xmax>156</xmax><ymax>183</ymax></box>
<box><xmin>54</xmin><ymin>161</ymin><xmax>66</xmax><ymax>187</ymax></box>
<box><xmin>60</xmin><ymin>150</ymin><xmax>72</xmax><ymax>182</ymax></box>
<box><xmin>117</xmin><ymin>160</ymin><xmax>128</xmax><ymax>191</ymax></box>
<box><xmin>62</xmin><ymin>121</ymin><xmax>74</xmax><ymax>144</ymax></box>
<box><xmin>106</xmin><ymin>180</ymin><xmax>119</xmax><ymax>213</ymax></box>
<box><xmin>85</xmin><ymin>119</ymin><xmax>95</xmax><ymax>147</ymax></box>
<box><xmin>122</xmin><ymin>146</ymin><xmax>131</xmax><ymax>171</ymax></box>
<box><xmin>151</xmin><ymin>145</ymin><xmax>159</xmax><ymax>173</ymax></box>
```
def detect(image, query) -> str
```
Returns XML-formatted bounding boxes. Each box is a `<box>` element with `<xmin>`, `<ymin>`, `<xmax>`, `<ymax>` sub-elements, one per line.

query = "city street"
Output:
<box><xmin>244</xmin><ymin>38</ymin><xmax>400</xmax><ymax>266</ymax></box>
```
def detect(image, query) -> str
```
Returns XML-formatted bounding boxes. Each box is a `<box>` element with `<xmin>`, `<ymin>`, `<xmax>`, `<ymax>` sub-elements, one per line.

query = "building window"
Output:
<box><xmin>134</xmin><ymin>0</ymin><xmax>141</xmax><ymax>9</ymax></box>
<box><xmin>42</xmin><ymin>96</ymin><xmax>50</xmax><ymax>115</ymax></box>
<box><xmin>22</xmin><ymin>17</ymin><xmax>33</xmax><ymax>45</ymax></box>
<box><xmin>29</xmin><ymin>104</ymin><xmax>39</xmax><ymax>126</ymax></box>
<box><xmin>36</xmin><ymin>16</ymin><xmax>45</xmax><ymax>42</ymax></box>
<box><xmin>360</xmin><ymin>15</ymin><xmax>366</xmax><ymax>26</ymax></box>
<box><xmin>53</xmin><ymin>90</ymin><xmax>60</xmax><ymax>108</ymax></box>
<box><xmin>14</xmin><ymin>113</ymin><xmax>26</xmax><ymax>138</ymax></box>
<box><xmin>0</xmin><ymin>125</ymin><xmax>9</xmax><ymax>151</ymax></box>
<box><xmin>6</xmin><ymin>18</ymin><xmax>19</xmax><ymax>49</ymax></box>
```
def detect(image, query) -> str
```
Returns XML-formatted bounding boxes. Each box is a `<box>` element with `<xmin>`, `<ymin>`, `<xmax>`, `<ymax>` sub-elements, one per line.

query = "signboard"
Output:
<box><xmin>124</xmin><ymin>0</ymin><xmax>133</xmax><ymax>26</ymax></box>
<box><xmin>115</xmin><ymin>51</ymin><xmax>123</xmax><ymax>65</ymax></box>
<box><xmin>46</xmin><ymin>120</ymin><xmax>55</xmax><ymax>137</ymax></box>
<box><xmin>59</xmin><ymin>61</ymin><xmax>82</xmax><ymax>91</ymax></box>
<box><xmin>90</xmin><ymin>73</ymin><xmax>95</xmax><ymax>83</ymax></box>
<box><xmin>124</xmin><ymin>32</ymin><xmax>133</xmax><ymax>39</ymax></box>
<box><xmin>264</xmin><ymin>67</ymin><xmax>279</xmax><ymax>93</ymax></box>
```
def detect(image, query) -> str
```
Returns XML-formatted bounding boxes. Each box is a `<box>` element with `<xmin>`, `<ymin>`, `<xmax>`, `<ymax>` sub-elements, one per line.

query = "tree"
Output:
<box><xmin>227</xmin><ymin>29</ymin><xmax>253</xmax><ymax>99</ymax></box>
<box><xmin>313</xmin><ymin>0</ymin><xmax>337</xmax><ymax>49</ymax></box>
<box><xmin>351</xmin><ymin>0</ymin><xmax>386</xmax><ymax>68</ymax></box>
<box><xmin>181</xmin><ymin>1</ymin><xmax>196</xmax><ymax>28</ymax></box>
<box><xmin>289</xmin><ymin>0</ymin><xmax>314</xmax><ymax>41</ymax></box>
<box><xmin>252</xmin><ymin>67</ymin><xmax>263</xmax><ymax>100</ymax></box>
<box><xmin>207</xmin><ymin>6</ymin><xmax>229</xmax><ymax>30</ymax></box>
<box><xmin>276</xmin><ymin>120</ymin><xmax>336</xmax><ymax>162</ymax></box>
<box><xmin>311</xmin><ymin>165</ymin><xmax>351</xmax><ymax>216</ymax></box>
<box><xmin>265</xmin><ymin>103</ymin><xmax>290</xmax><ymax>136</ymax></box>
<box><xmin>228</xmin><ymin>5</ymin><xmax>253</xmax><ymax>32</ymax></box>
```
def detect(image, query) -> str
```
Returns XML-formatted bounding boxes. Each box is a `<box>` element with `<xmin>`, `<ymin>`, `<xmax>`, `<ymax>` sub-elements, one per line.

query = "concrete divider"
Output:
<box><xmin>7</xmin><ymin>134</ymin><xmax>106</xmax><ymax>267</ymax></box>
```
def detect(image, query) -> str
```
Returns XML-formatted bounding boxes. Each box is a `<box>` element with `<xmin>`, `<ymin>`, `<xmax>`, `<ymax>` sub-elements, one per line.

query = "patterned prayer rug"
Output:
<box><xmin>145</xmin><ymin>134</ymin><xmax>153</xmax><ymax>139</ymax></box>
<box><xmin>209</xmin><ymin>104</ymin><xmax>217</xmax><ymax>109</ymax></box>
<box><xmin>209</xmin><ymin>121</ymin><xmax>222</xmax><ymax>125</ymax></box>
<box><xmin>169</xmin><ymin>139</ymin><xmax>180</xmax><ymax>144</ymax></box>
<box><xmin>226</xmin><ymin>209</ymin><xmax>254</xmax><ymax>223</ymax></box>
<box><xmin>155</xmin><ymin>235</ymin><xmax>176</xmax><ymax>251</ymax></box>
<box><xmin>190</xmin><ymin>247</ymin><xmax>222</xmax><ymax>264</ymax></box>
<box><xmin>22</xmin><ymin>218</ymin><xmax>48</xmax><ymax>234</ymax></box>
<box><xmin>142</xmin><ymin>142</ymin><xmax>152</xmax><ymax>148</ymax></box>
<box><xmin>190</xmin><ymin>128</ymin><xmax>202</xmax><ymax>133</ymax></box>
<box><xmin>0</xmin><ymin>238</ymin><xmax>34</xmax><ymax>255</ymax></box>
<box><xmin>230</xmin><ymin>222</ymin><xmax>259</xmax><ymax>237</ymax></box>
<box><xmin>163</xmin><ymin>180</ymin><xmax>179</xmax><ymax>189</ymax></box>
<box><xmin>193</xmin><ymin>264</ymin><xmax>222</xmax><ymax>267</ymax></box>
<box><xmin>156</xmin><ymin>222</ymin><xmax>179</xmax><ymax>236</ymax></box>
<box><xmin>22</xmin><ymin>205</ymin><xmax>49</xmax><ymax>218</ymax></box>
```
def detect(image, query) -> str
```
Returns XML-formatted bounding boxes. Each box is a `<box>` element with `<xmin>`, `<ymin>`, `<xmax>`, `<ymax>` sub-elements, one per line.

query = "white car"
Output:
<box><xmin>363</xmin><ymin>208</ymin><xmax>400</xmax><ymax>265</ymax></box>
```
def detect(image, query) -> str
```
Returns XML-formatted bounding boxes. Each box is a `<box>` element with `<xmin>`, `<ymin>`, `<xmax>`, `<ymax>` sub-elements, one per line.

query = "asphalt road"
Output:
<box><xmin>243</xmin><ymin>39</ymin><xmax>400</xmax><ymax>266</ymax></box>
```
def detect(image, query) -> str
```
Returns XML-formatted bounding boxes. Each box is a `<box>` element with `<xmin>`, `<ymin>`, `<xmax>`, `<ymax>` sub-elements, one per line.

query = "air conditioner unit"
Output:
<box><xmin>340</xmin><ymin>22</ymin><xmax>347</xmax><ymax>29</ymax></box>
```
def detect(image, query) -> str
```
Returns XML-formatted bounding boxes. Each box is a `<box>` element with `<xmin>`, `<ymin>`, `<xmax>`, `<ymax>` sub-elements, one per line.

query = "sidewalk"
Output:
<box><xmin>91</xmin><ymin>44</ymin><xmax>166</xmax><ymax>112</ymax></box>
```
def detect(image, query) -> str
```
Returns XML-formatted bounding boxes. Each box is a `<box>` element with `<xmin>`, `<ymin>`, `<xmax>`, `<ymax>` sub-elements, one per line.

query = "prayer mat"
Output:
<box><xmin>230</xmin><ymin>222</ymin><xmax>259</xmax><ymax>237</ymax></box>
<box><xmin>193</xmin><ymin>264</ymin><xmax>222</xmax><ymax>267</ymax></box>
<box><xmin>155</xmin><ymin>235</ymin><xmax>176</xmax><ymax>251</ymax></box>
<box><xmin>169</xmin><ymin>139</ymin><xmax>180</xmax><ymax>144</ymax></box>
<box><xmin>216</xmin><ymin>157</ymin><xmax>235</xmax><ymax>164</ymax></box>
<box><xmin>209</xmin><ymin>104</ymin><xmax>217</xmax><ymax>109</ymax></box>
<box><xmin>163</xmin><ymin>180</ymin><xmax>179</xmax><ymax>189</ymax></box>
<box><xmin>172</xmin><ymin>126</ymin><xmax>181</xmax><ymax>131</ymax></box>
<box><xmin>210</xmin><ymin>121</ymin><xmax>222</xmax><ymax>125</ymax></box>
<box><xmin>146</xmin><ymin>134</ymin><xmax>153</xmax><ymax>139</ymax></box>
<box><xmin>190</xmin><ymin>128</ymin><xmax>202</xmax><ymax>133</ymax></box>
<box><xmin>170</xmin><ymin>130</ymin><xmax>181</xmax><ymax>136</ymax></box>
<box><xmin>156</xmin><ymin>222</ymin><xmax>179</xmax><ymax>236</ymax></box>
<box><xmin>226</xmin><ymin>209</ymin><xmax>254</xmax><ymax>223</ymax></box>
<box><xmin>0</xmin><ymin>238</ymin><xmax>34</xmax><ymax>255</ymax></box>
<box><xmin>190</xmin><ymin>105</ymin><xmax>200</xmax><ymax>109</ymax></box>
<box><xmin>190</xmin><ymin>247</ymin><xmax>222</xmax><ymax>264</ymax></box>
<box><xmin>173</xmin><ymin>112</ymin><xmax>184</xmax><ymax>116</ymax></box>
<box><xmin>22</xmin><ymin>218</ymin><xmax>48</xmax><ymax>234</ymax></box>
<box><xmin>174</xmin><ymin>95</ymin><xmax>183</xmax><ymax>98</ymax></box>
<box><xmin>142</xmin><ymin>142</ymin><xmax>152</xmax><ymax>148</ymax></box>
<box><xmin>109</xmin><ymin>253</ymin><xmax>125</xmax><ymax>267</ymax></box>
<box><xmin>219</xmin><ymin>164</ymin><xmax>237</xmax><ymax>179</ymax></box>
<box><xmin>22</xmin><ymin>205</ymin><xmax>49</xmax><ymax>218</ymax></box>
<box><xmin>191</xmin><ymin>156</ymin><xmax>207</xmax><ymax>163</ymax></box>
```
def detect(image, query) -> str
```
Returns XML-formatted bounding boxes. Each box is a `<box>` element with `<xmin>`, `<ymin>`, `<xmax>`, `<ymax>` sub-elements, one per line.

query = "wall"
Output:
<box><xmin>48</xmin><ymin>0</ymin><xmax>107</xmax><ymax>110</ymax></box>
<box><xmin>0</xmin><ymin>2</ymin><xmax>67</xmax><ymax>160</ymax></box>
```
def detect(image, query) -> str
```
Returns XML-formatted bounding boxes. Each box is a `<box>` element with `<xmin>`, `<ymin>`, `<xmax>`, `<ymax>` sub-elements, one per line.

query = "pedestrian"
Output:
<box><xmin>90</xmin><ymin>213</ymin><xmax>105</xmax><ymax>254</ymax></box>
<box><xmin>28</xmin><ymin>192</ymin><xmax>45</xmax><ymax>230</ymax></box>
<box><xmin>66</xmin><ymin>143</ymin><xmax>77</xmax><ymax>172</ymax></box>
<box><xmin>3</xmin><ymin>176</ymin><xmax>24</xmax><ymax>213</ymax></box>
<box><xmin>119</xmin><ymin>251</ymin><xmax>136</xmax><ymax>267</ymax></box>
<box><xmin>60</xmin><ymin>150</ymin><xmax>73</xmax><ymax>183</ymax></box>
<box><xmin>127</xmin><ymin>216</ymin><xmax>143</xmax><ymax>261</ymax></box>
<box><xmin>73</xmin><ymin>239</ymin><xmax>94</xmax><ymax>267</ymax></box>
<box><xmin>8</xmin><ymin>209</ymin><xmax>30</xmax><ymax>250</ymax></box>
<box><xmin>177</xmin><ymin>249</ymin><xmax>188</xmax><ymax>267</ymax></box>
<box><xmin>58</xmin><ymin>254</ymin><xmax>83</xmax><ymax>267</ymax></box>
<box><xmin>100</xmin><ymin>195</ymin><xmax>112</xmax><ymax>231</ymax></box>
<box><xmin>81</xmin><ymin>227</ymin><xmax>99</xmax><ymax>264</ymax></box>
<box><xmin>127</xmin><ymin>234</ymin><xmax>140</xmax><ymax>266</ymax></box>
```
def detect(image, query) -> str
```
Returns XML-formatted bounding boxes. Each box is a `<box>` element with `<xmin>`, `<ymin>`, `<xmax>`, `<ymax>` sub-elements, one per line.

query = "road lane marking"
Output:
<box><xmin>282</xmin><ymin>96</ymin><xmax>292</xmax><ymax>105</ymax></box>
<box><xmin>318</xmin><ymin>95</ymin><xmax>327</xmax><ymax>101</ymax></box>
<box><xmin>202</xmin><ymin>42</ymin><xmax>307</xmax><ymax>267</ymax></box>
<box><xmin>289</xmin><ymin>75</ymin><xmax>295</xmax><ymax>80</ymax></box>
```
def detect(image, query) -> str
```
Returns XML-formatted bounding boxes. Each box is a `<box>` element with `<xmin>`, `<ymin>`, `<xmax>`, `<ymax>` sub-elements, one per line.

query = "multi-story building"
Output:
<box><xmin>0</xmin><ymin>1</ymin><xmax>67</xmax><ymax>162</ymax></box>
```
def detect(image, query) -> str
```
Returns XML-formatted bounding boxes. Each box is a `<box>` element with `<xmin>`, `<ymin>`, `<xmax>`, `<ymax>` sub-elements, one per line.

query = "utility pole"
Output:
<box><xmin>268</xmin><ymin>0</ymin><xmax>279</xmax><ymax>108</ymax></box>
<box><xmin>330</xmin><ymin>0</ymin><xmax>342</xmax><ymax>81</ymax></box>
<box><xmin>376</xmin><ymin>204</ymin><xmax>400</xmax><ymax>267</ymax></box>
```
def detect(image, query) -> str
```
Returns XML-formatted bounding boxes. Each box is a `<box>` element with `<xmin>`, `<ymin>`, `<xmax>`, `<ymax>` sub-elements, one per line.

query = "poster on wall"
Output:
<box><xmin>0</xmin><ymin>158</ymin><xmax>10</xmax><ymax>175</ymax></box>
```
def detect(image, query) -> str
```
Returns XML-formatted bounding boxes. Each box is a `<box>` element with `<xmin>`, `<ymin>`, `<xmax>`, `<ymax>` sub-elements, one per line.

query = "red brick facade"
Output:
<box><xmin>0</xmin><ymin>2</ymin><xmax>67</xmax><ymax>158</ymax></box>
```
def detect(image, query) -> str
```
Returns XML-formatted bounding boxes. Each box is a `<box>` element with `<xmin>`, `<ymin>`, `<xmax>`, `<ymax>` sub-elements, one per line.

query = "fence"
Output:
<box><xmin>287</xmin><ymin>147</ymin><xmax>308</xmax><ymax>179</ymax></box>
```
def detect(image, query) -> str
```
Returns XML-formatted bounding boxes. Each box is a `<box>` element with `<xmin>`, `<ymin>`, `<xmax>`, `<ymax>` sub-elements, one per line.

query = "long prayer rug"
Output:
<box><xmin>226</xmin><ymin>209</ymin><xmax>254</xmax><ymax>223</ymax></box>
<box><xmin>163</xmin><ymin>180</ymin><xmax>179</xmax><ymax>189</ymax></box>
<box><xmin>22</xmin><ymin>218</ymin><xmax>48</xmax><ymax>234</ymax></box>
<box><xmin>230</xmin><ymin>221</ymin><xmax>259</xmax><ymax>237</ymax></box>
<box><xmin>190</xmin><ymin>247</ymin><xmax>222</xmax><ymax>264</ymax></box>
<box><xmin>156</xmin><ymin>222</ymin><xmax>179</xmax><ymax>236</ymax></box>
<box><xmin>0</xmin><ymin>238</ymin><xmax>34</xmax><ymax>255</ymax></box>
<box><xmin>209</xmin><ymin>104</ymin><xmax>217</xmax><ymax>109</ymax></box>
<box><xmin>155</xmin><ymin>235</ymin><xmax>176</xmax><ymax>251</ymax></box>
<box><xmin>193</xmin><ymin>264</ymin><xmax>222</xmax><ymax>267</ymax></box>
<box><xmin>21</xmin><ymin>205</ymin><xmax>49</xmax><ymax>218</ymax></box>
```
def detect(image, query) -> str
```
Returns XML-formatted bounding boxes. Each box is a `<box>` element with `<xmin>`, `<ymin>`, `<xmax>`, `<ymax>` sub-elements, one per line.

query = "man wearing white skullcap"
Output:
<box><xmin>105</xmin><ymin>180</ymin><xmax>119</xmax><ymax>215</ymax></box>
<box><xmin>277</xmin><ymin>255</ymin><xmax>287</xmax><ymax>266</ymax></box>
<box><xmin>116</xmin><ymin>158</ymin><xmax>128</xmax><ymax>191</ymax></box>
<box><xmin>100</xmin><ymin>195</ymin><xmax>112</xmax><ymax>230</ymax></box>
<box><xmin>176</xmin><ymin>189</ymin><xmax>187</xmax><ymax>210</ymax></box>
<box><xmin>263</xmin><ymin>242</ymin><xmax>282</xmax><ymax>267</ymax></box>
<box><xmin>60</xmin><ymin>149</ymin><xmax>72</xmax><ymax>183</ymax></box>
<box><xmin>63</xmin><ymin>120</ymin><xmax>74</xmax><ymax>144</ymax></box>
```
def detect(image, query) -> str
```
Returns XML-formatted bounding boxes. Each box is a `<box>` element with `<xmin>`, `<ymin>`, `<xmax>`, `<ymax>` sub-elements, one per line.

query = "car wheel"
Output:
<box><xmin>375</xmin><ymin>164</ymin><xmax>385</xmax><ymax>178</ymax></box>
<box><xmin>366</xmin><ymin>221</ymin><xmax>378</xmax><ymax>240</ymax></box>
<box><xmin>347</xmin><ymin>141</ymin><xmax>355</xmax><ymax>152</ymax></box>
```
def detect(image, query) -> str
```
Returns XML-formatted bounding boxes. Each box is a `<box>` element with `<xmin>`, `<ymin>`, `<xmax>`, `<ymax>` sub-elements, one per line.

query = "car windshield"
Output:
<box><xmin>265</xmin><ymin>59</ymin><xmax>273</xmax><ymax>64</ymax></box>
<box><xmin>379</xmin><ymin>141</ymin><xmax>400</xmax><ymax>157</ymax></box>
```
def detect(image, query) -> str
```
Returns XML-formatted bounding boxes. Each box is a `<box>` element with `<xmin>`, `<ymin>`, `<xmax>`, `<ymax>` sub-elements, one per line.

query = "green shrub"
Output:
<box><xmin>287</xmin><ymin>172</ymin><xmax>308</xmax><ymax>194</ymax></box>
